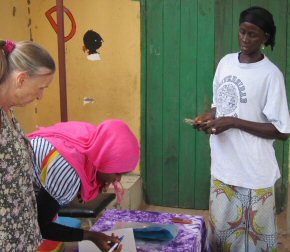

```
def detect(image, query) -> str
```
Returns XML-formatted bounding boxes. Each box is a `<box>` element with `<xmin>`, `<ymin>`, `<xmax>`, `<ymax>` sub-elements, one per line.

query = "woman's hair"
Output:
<box><xmin>239</xmin><ymin>6</ymin><xmax>276</xmax><ymax>50</ymax></box>
<box><xmin>0</xmin><ymin>40</ymin><xmax>55</xmax><ymax>83</ymax></box>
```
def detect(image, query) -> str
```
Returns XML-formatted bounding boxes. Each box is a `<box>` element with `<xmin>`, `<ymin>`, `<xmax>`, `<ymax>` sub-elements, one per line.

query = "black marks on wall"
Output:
<box><xmin>26</xmin><ymin>0</ymin><xmax>32</xmax><ymax>41</ymax></box>
<box><xmin>83</xmin><ymin>30</ymin><xmax>104</xmax><ymax>61</ymax></box>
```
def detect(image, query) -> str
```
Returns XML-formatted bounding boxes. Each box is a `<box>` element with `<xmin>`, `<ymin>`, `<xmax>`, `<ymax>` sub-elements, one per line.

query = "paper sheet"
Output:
<box><xmin>78</xmin><ymin>228</ymin><xmax>137</xmax><ymax>252</ymax></box>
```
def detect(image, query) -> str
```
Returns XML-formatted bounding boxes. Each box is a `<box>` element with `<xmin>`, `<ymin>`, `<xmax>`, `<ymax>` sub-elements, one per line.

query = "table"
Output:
<box><xmin>90</xmin><ymin>209</ymin><xmax>208</xmax><ymax>252</ymax></box>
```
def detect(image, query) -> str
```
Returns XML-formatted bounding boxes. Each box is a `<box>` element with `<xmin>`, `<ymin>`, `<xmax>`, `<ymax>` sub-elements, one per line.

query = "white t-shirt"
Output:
<box><xmin>210</xmin><ymin>53</ymin><xmax>290</xmax><ymax>189</ymax></box>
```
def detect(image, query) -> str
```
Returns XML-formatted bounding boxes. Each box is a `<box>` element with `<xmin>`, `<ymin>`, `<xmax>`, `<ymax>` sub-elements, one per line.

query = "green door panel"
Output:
<box><xmin>142</xmin><ymin>0</ymin><xmax>214</xmax><ymax>209</ymax></box>
<box><xmin>142</xmin><ymin>0</ymin><xmax>289</xmax><ymax>211</ymax></box>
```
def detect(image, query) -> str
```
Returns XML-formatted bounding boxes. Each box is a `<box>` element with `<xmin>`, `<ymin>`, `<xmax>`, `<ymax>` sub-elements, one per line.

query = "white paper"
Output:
<box><xmin>78</xmin><ymin>228</ymin><xmax>137</xmax><ymax>252</ymax></box>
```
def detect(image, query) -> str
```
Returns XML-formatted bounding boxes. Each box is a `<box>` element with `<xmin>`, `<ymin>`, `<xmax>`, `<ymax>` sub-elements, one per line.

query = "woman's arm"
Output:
<box><xmin>36</xmin><ymin>187</ymin><xmax>84</xmax><ymax>241</ymax></box>
<box><xmin>193</xmin><ymin>107</ymin><xmax>288</xmax><ymax>140</ymax></box>
<box><xmin>36</xmin><ymin>187</ymin><xmax>120</xmax><ymax>251</ymax></box>
<box><xmin>203</xmin><ymin>116</ymin><xmax>289</xmax><ymax>141</ymax></box>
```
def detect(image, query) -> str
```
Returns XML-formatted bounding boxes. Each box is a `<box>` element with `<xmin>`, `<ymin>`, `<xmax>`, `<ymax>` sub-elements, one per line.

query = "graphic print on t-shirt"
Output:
<box><xmin>215</xmin><ymin>75</ymin><xmax>247</xmax><ymax>117</ymax></box>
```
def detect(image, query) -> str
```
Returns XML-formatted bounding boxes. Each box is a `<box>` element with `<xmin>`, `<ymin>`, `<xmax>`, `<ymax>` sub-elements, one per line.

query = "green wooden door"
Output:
<box><xmin>141</xmin><ymin>0</ymin><xmax>289</xmax><ymax>211</ymax></box>
<box><xmin>141</xmin><ymin>0</ymin><xmax>215</xmax><ymax>209</ymax></box>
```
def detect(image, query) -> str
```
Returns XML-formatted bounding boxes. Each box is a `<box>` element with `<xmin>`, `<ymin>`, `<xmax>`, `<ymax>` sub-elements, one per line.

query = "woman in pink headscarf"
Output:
<box><xmin>28</xmin><ymin>119</ymin><xmax>140</xmax><ymax>251</ymax></box>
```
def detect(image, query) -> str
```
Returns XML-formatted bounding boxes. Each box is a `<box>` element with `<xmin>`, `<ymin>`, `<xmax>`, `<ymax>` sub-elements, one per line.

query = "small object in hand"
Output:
<box><xmin>184</xmin><ymin>118</ymin><xmax>195</xmax><ymax>126</ymax></box>
<box><xmin>171</xmin><ymin>217</ymin><xmax>193</xmax><ymax>224</ymax></box>
<box><xmin>108</xmin><ymin>235</ymin><xmax>124</xmax><ymax>252</ymax></box>
<box><xmin>184</xmin><ymin>118</ymin><xmax>208</xmax><ymax>127</ymax></box>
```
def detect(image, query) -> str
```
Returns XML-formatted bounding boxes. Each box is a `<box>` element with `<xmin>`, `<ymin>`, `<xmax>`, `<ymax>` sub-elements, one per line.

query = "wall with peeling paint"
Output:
<box><xmin>35</xmin><ymin>0</ymin><xmax>141</xmax><ymax>173</ymax></box>
<box><xmin>29</xmin><ymin>1</ymin><xmax>62</xmax><ymax>130</ymax></box>
<box><xmin>0</xmin><ymin>1</ymin><xmax>30</xmax><ymax>39</ymax></box>
<box><xmin>64</xmin><ymin>0</ymin><xmax>141</xmax><ymax>137</ymax></box>
<box><xmin>0</xmin><ymin>0</ymin><xmax>40</xmax><ymax>132</ymax></box>
<box><xmin>0</xmin><ymin>0</ymin><xmax>141</xmax><ymax>173</ymax></box>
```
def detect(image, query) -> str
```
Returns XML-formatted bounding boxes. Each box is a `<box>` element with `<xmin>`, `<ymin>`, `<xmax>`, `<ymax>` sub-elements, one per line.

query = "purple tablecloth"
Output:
<box><xmin>90</xmin><ymin>209</ymin><xmax>208</xmax><ymax>252</ymax></box>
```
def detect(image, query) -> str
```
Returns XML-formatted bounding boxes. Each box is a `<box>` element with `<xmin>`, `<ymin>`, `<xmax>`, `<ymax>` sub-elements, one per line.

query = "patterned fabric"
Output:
<box><xmin>40</xmin><ymin>147</ymin><xmax>60</xmax><ymax>185</ymax></box>
<box><xmin>0</xmin><ymin>109</ymin><xmax>42</xmax><ymax>251</ymax></box>
<box><xmin>89</xmin><ymin>209</ymin><xmax>209</xmax><ymax>252</ymax></box>
<box><xmin>208</xmin><ymin>178</ymin><xmax>277</xmax><ymax>252</ymax></box>
<box><xmin>31</xmin><ymin>137</ymin><xmax>80</xmax><ymax>206</ymax></box>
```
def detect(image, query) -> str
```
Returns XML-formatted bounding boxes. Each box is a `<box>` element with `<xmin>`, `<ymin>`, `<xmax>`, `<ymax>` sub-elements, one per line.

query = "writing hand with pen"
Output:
<box><xmin>83</xmin><ymin>230</ymin><xmax>123</xmax><ymax>251</ymax></box>
<box><xmin>108</xmin><ymin>235</ymin><xmax>124</xmax><ymax>252</ymax></box>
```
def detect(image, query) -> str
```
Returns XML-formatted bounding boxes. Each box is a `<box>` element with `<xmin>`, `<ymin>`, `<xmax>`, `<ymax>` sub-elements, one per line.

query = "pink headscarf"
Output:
<box><xmin>28</xmin><ymin>119</ymin><xmax>140</xmax><ymax>202</ymax></box>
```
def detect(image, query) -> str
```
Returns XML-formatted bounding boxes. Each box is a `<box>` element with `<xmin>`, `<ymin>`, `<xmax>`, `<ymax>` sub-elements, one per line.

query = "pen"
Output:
<box><xmin>108</xmin><ymin>235</ymin><xmax>124</xmax><ymax>252</ymax></box>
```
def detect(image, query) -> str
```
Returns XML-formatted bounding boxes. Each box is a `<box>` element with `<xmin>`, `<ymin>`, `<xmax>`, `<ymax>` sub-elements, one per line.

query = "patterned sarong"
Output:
<box><xmin>207</xmin><ymin>177</ymin><xmax>277</xmax><ymax>252</ymax></box>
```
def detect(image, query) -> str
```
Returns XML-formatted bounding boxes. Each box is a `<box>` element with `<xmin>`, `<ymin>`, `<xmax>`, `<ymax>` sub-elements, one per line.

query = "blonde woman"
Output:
<box><xmin>0</xmin><ymin>40</ymin><xmax>55</xmax><ymax>251</ymax></box>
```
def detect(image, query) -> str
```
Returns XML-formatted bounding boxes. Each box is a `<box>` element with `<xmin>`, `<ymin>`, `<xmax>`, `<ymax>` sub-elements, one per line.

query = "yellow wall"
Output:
<box><xmin>0</xmin><ymin>0</ymin><xmax>37</xmax><ymax>132</ymax></box>
<box><xmin>29</xmin><ymin>1</ymin><xmax>61</xmax><ymax>131</ymax></box>
<box><xmin>1</xmin><ymin>0</ymin><xmax>141</xmax><ymax>138</ymax></box>
<box><xmin>0</xmin><ymin>1</ymin><xmax>29</xmax><ymax>43</ymax></box>
<box><xmin>64</xmin><ymin>0</ymin><xmax>141</xmax><ymax>137</ymax></box>
<box><xmin>28</xmin><ymin>0</ymin><xmax>140</xmax><ymax>138</ymax></box>
<box><xmin>0</xmin><ymin>0</ymin><xmax>141</xmax><ymax>172</ymax></box>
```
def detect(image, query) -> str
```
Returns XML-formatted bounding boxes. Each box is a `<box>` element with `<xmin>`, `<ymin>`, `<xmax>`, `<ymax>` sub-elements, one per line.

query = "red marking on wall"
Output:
<box><xmin>45</xmin><ymin>6</ymin><xmax>76</xmax><ymax>42</ymax></box>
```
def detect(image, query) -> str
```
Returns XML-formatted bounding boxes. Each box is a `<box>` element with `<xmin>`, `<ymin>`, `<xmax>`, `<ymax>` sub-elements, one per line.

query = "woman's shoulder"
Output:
<box><xmin>263</xmin><ymin>56</ymin><xmax>282</xmax><ymax>71</ymax></box>
<box><xmin>220</xmin><ymin>53</ymin><xmax>239</xmax><ymax>62</ymax></box>
<box><xmin>216</xmin><ymin>53</ymin><xmax>239</xmax><ymax>68</ymax></box>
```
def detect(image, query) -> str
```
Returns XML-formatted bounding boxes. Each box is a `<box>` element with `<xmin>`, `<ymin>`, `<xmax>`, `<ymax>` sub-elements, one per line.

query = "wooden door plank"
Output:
<box><xmin>284</xmin><ymin>0</ymin><xmax>290</xmax><ymax>213</ymax></box>
<box><xmin>215</xmin><ymin>0</ymin><xmax>233</xmax><ymax>66</ymax></box>
<box><xmin>194</xmin><ymin>0</ymin><xmax>215</xmax><ymax>209</ymax></box>
<box><xmin>162</xmin><ymin>0</ymin><xmax>181</xmax><ymax>206</ymax></box>
<box><xmin>251</xmin><ymin>0</ymin><xmax>269</xmax><ymax>9</ymax></box>
<box><xmin>268</xmin><ymin>0</ymin><xmax>289</xmax><ymax>212</ymax></box>
<box><xmin>232</xmin><ymin>0</ymin><xmax>251</xmax><ymax>52</ymax></box>
<box><xmin>145</xmin><ymin>0</ymin><xmax>164</xmax><ymax>204</ymax></box>
<box><xmin>179</xmin><ymin>0</ymin><xmax>198</xmax><ymax>208</ymax></box>
<box><xmin>140</xmin><ymin>0</ymin><xmax>147</xmax><ymax>188</ymax></box>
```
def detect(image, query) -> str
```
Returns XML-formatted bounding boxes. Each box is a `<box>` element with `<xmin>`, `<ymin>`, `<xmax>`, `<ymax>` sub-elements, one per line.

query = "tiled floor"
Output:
<box><xmin>64</xmin><ymin>204</ymin><xmax>290</xmax><ymax>252</ymax></box>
